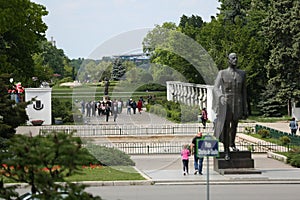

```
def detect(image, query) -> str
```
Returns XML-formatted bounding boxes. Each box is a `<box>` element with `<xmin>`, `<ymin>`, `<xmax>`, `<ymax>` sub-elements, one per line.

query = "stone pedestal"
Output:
<box><xmin>25</xmin><ymin>88</ymin><xmax>52</xmax><ymax>125</ymax></box>
<box><xmin>214</xmin><ymin>151</ymin><xmax>261</xmax><ymax>174</ymax></box>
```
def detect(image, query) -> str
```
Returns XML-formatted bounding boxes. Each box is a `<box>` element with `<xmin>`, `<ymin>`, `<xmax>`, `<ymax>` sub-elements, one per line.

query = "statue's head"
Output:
<box><xmin>228</xmin><ymin>53</ymin><xmax>238</xmax><ymax>67</ymax></box>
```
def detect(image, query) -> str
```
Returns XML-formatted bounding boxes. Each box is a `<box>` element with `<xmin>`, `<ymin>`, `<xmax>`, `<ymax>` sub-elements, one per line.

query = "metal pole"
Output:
<box><xmin>206</xmin><ymin>156</ymin><xmax>209</xmax><ymax>200</ymax></box>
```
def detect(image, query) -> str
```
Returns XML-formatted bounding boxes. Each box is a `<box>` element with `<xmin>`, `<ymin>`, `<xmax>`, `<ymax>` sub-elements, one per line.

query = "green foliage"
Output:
<box><xmin>287</xmin><ymin>147</ymin><xmax>300</xmax><ymax>168</ymax></box>
<box><xmin>136</xmin><ymin>83</ymin><xmax>166</xmax><ymax>91</ymax></box>
<box><xmin>84</xmin><ymin>144</ymin><xmax>135</xmax><ymax>166</ymax></box>
<box><xmin>147</xmin><ymin>99</ymin><xmax>198</xmax><ymax>123</ymax></box>
<box><xmin>65</xmin><ymin>166</ymin><xmax>144</xmax><ymax>182</ymax></box>
<box><xmin>258</xmin><ymin>83</ymin><xmax>286</xmax><ymax>117</ymax></box>
<box><xmin>257</xmin><ymin>129</ymin><xmax>270</xmax><ymax>138</ymax></box>
<box><xmin>279</xmin><ymin>136</ymin><xmax>291</xmax><ymax>145</ymax></box>
<box><xmin>0</xmin><ymin>0</ymin><xmax>48</xmax><ymax>84</ymax></box>
<box><xmin>57</xmin><ymin>77</ymin><xmax>74</xmax><ymax>85</ymax></box>
<box><xmin>0</xmin><ymin>132</ymin><xmax>101</xmax><ymax>199</ymax></box>
<box><xmin>52</xmin><ymin>98</ymin><xmax>75</xmax><ymax>124</ymax></box>
<box><xmin>261</xmin><ymin>0</ymin><xmax>300</xmax><ymax>114</ymax></box>
<box><xmin>112</xmin><ymin>58</ymin><xmax>126</xmax><ymax>81</ymax></box>
<box><xmin>0</xmin><ymin>74</ymin><xmax>29</xmax><ymax>142</ymax></box>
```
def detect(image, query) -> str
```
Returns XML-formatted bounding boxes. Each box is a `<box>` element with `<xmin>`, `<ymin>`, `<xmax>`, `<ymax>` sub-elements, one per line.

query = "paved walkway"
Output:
<box><xmin>15</xmin><ymin>108</ymin><xmax>300</xmax><ymax>185</ymax></box>
<box><xmin>130</xmin><ymin>153</ymin><xmax>300</xmax><ymax>185</ymax></box>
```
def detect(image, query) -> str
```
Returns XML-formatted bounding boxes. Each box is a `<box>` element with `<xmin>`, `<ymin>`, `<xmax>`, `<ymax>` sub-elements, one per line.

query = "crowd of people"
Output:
<box><xmin>80</xmin><ymin>97</ymin><xmax>145</xmax><ymax>122</ymax></box>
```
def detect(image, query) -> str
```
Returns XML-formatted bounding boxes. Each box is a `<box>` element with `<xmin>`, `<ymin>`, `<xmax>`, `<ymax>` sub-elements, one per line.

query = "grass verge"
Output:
<box><xmin>65</xmin><ymin>166</ymin><xmax>145</xmax><ymax>182</ymax></box>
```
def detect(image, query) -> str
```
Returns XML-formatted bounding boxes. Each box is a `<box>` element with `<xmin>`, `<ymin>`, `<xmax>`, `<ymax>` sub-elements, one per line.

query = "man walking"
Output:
<box><xmin>191</xmin><ymin>132</ymin><xmax>204</xmax><ymax>175</ymax></box>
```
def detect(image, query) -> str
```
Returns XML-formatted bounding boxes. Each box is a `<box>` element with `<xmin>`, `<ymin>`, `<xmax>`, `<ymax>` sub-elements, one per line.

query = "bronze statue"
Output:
<box><xmin>212</xmin><ymin>53</ymin><xmax>248</xmax><ymax>160</ymax></box>
<box><xmin>104</xmin><ymin>77</ymin><xmax>109</xmax><ymax>95</ymax></box>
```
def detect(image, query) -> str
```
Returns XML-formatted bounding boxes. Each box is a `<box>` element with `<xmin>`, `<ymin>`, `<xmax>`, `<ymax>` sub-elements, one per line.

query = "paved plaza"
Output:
<box><xmin>16</xmin><ymin>107</ymin><xmax>300</xmax><ymax>185</ymax></box>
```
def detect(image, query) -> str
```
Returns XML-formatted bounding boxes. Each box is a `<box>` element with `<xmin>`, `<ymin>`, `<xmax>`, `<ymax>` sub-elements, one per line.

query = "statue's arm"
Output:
<box><xmin>212</xmin><ymin>71</ymin><xmax>224</xmax><ymax>112</ymax></box>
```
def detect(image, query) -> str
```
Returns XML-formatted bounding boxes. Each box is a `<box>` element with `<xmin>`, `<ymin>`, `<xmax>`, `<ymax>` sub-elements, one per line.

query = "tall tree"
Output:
<box><xmin>143</xmin><ymin>19</ymin><xmax>207</xmax><ymax>84</ymax></box>
<box><xmin>261</xmin><ymin>0</ymin><xmax>300</xmax><ymax>116</ymax></box>
<box><xmin>112</xmin><ymin>58</ymin><xmax>126</xmax><ymax>81</ymax></box>
<box><xmin>0</xmin><ymin>0</ymin><xmax>48</xmax><ymax>84</ymax></box>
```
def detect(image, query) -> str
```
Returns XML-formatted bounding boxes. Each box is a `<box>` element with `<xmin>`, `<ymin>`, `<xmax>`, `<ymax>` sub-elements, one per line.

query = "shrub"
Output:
<box><xmin>136</xmin><ymin>83</ymin><xmax>166</xmax><ymax>91</ymax></box>
<box><xmin>52</xmin><ymin>98</ymin><xmax>76</xmax><ymax>124</ymax></box>
<box><xmin>279</xmin><ymin>136</ymin><xmax>291</xmax><ymax>145</ymax></box>
<box><xmin>147</xmin><ymin>100</ymin><xmax>198</xmax><ymax>123</ymax></box>
<box><xmin>257</xmin><ymin>129</ymin><xmax>270</xmax><ymax>138</ymax></box>
<box><xmin>84</xmin><ymin>144</ymin><xmax>135</xmax><ymax>166</ymax></box>
<box><xmin>287</xmin><ymin>147</ymin><xmax>300</xmax><ymax>168</ymax></box>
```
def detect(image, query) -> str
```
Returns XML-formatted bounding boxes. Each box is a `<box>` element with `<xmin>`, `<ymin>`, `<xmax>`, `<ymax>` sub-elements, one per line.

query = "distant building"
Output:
<box><xmin>113</xmin><ymin>53</ymin><xmax>150</xmax><ymax>67</ymax></box>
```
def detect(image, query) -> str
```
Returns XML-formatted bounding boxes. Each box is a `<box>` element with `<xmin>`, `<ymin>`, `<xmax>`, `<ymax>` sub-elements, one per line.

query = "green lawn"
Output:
<box><xmin>65</xmin><ymin>166</ymin><xmax>145</xmax><ymax>182</ymax></box>
<box><xmin>2</xmin><ymin>166</ymin><xmax>145</xmax><ymax>183</ymax></box>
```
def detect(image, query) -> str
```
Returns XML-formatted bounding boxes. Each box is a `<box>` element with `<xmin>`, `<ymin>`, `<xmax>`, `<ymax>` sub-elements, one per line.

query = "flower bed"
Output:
<box><xmin>31</xmin><ymin>120</ymin><xmax>44</xmax><ymax>126</ymax></box>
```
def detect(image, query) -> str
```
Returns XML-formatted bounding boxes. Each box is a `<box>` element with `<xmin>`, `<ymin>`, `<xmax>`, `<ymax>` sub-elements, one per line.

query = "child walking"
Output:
<box><xmin>181</xmin><ymin>144</ymin><xmax>190</xmax><ymax>175</ymax></box>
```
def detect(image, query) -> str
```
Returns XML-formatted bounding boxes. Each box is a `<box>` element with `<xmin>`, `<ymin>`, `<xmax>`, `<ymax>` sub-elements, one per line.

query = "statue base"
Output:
<box><xmin>214</xmin><ymin>151</ymin><xmax>261</xmax><ymax>174</ymax></box>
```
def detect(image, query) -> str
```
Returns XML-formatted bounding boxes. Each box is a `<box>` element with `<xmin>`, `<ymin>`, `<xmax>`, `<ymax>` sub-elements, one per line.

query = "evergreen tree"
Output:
<box><xmin>261</xmin><ymin>0</ymin><xmax>300</xmax><ymax>116</ymax></box>
<box><xmin>112</xmin><ymin>58</ymin><xmax>126</xmax><ymax>81</ymax></box>
<box><xmin>0</xmin><ymin>74</ymin><xmax>29</xmax><ymax>146</ymax></box>
<box><xmin>258</xmin><ymin>83</ymin><xmax>285</xmax><ymax>116</ymax></box>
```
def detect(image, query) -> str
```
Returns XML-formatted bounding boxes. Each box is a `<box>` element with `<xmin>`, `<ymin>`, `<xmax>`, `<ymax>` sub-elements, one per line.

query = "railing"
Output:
<box><xmin>39</xmin><ymin>123</ymin><xmax>299</xmax><ymax>154</ymax></box>
<box><xmin>255</xmin><ymin>124</ymin><xmax>300</xmax><ymax>145</ymax></box>
<box><xmin>40</xmin><ymin>123</ymin><xmax>252</xmax><ymax>136</ymax></box>
<box><xmin>86</xmin><ymin>140</ymin><xmax>293</xmax><ymax>155</ymax></box>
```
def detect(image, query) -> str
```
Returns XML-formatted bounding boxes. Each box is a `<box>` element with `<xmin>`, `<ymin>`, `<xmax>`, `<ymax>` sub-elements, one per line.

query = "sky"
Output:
<box><xmin>32</xmin><ymin>0</ymin><xmax>220</xmax><ymax>59</ymax></box>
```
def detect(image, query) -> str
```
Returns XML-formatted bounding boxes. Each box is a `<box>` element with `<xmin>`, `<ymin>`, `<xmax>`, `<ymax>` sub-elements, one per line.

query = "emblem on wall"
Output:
<box><xmin>33</xmin><ymin>100</ymin><xmax>44</xmax><ymax>110</ymax></box>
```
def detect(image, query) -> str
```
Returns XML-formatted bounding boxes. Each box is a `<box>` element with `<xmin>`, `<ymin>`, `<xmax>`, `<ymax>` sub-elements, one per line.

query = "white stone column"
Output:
<box><xmin>206</xmin><ymin>85</ymin><xmax>216</xmax><ymax>122</ymax></box>
<box><xmin>292</xmin><ymin>101</ymin><xmax>300</xmax><ymax>121</ymax></box>
<box><xmin>25</xmin><ymin>88</ymin><xmax>52</xmax><ymax>125</ymax></box>
<box><xmin>166</xmin><ymin>81</ymin><xmax>173</xmax><ymax>101</ymax></box>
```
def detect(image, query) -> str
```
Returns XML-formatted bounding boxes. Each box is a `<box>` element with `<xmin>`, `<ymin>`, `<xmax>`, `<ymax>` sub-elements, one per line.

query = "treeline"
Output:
<box><xmin>143</xmin><ymin>0</ymin><xmax>300</xmax><ymax>117</ymax></box>
<box><xmin>1</xmin><ymin>0</ymin><xmax>299</xmax><ymax>118</ymax></box>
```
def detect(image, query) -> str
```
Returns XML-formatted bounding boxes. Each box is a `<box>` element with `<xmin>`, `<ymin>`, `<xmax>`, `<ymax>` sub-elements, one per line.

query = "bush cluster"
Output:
<box><xmin>52</xmin><ymin>98</ymin><xmax>80</xmax><ymax>124</ymax></box>
<box><xmin>287</xmin><ymin>147</ymin><xmax>300</xmax><ymax>168</ymax></box>
<box><xmin>147</xmin><ymin>99</ymin><xmax>198</xmax><ymax>123</ymax></box>
<box><xmin>136</xmin><ymin>83</ymin><xmax>166</xmax><ymax>91</ymax></box>
<box><xmin>257</xmin><ymin>129</ymin><xmax>270</xmax><ymax>138</ymax></box>
<box><xmin>279</xmin><ymin>136</ymin><xmax>291</xmax><ymax>145</ymax></box>
<box><xmin>82</xmin><ymin>144</ymin><xmax>135</xmax><ymax>166</ymax></box>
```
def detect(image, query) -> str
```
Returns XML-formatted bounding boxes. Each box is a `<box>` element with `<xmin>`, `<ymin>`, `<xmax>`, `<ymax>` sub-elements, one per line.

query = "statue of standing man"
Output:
<box><xmin>104</xmin><ymin>77</ymin><xmax>109</xmax><ymax>96</ymax></box>
<box><xmin>213</xmin><ymin>53</ymin><xmax>248</xmax><ymax>160</ymax></box>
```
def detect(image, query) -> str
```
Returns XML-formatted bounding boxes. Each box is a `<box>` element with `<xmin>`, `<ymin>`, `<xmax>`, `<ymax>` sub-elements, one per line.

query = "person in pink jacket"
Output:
<box><xmin>181</xmin><ymin>144</ymin><xmax>190</xmax><ymax>175</ymax></box>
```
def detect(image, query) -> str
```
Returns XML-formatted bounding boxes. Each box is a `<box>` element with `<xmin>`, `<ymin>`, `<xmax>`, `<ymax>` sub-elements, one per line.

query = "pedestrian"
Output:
<box><xmin>112</xmin><ymin>99</ymin><xmax>118</xmax><ymax>122</ymax></box>
<box><xmin>104</xmin><ymin>104</ymin><xmax>110</xmax><ymax>122</ymax></box>
<box><xmin>97</xmin><ymin>101</ymin><xmax>101</xmax><ymax>116</ymax></box>
<box><xmin>91</xmin><ymin>101</ymin><xmax>96</xmax><ymax>117</ymax></box>
<box><xmin>201</xmin><ymin>108</ymin><xmax>208</xmax><ymax>129</ymax></box>
<box><xmin>80</xmin><ymin>100</ymin><xmax>85</xmax><ymax>114</ymax></box>
<box><xmin>132</xmin><ymin>100</ymin><xmax>137</xmax><ymax>114</ymax></box>
<box><xmin>86</xmin><ymin>101</ymin><xmax>92</xmax><ymax>117</ymax></box>
<box><xmin>117</xmin><ymin>98</ymin><xmax>123</xmax><ymax>114</ymax></box>
<box><xmin>137</xmin><ymin>99</ymin><xmax>143</xmax><ymax>114</ymax></box>
<box><xmin>190</xmin><ymin>132</ymin><xmax>204</xmax><ymax>175</ymax></box>
<box><xmin>181</xmin><ymin>144</ymin><xmax>190</xmax><ymax>176</ymax></box>
<box><xmin>289</xmin><ymin>117</ymin><xmax>298</xmax><ymax>136</ymax></box>
<box><xmin>126</xmin><ymin>99</ymin><xmax>132</xmax><ymax>115</ymax></box>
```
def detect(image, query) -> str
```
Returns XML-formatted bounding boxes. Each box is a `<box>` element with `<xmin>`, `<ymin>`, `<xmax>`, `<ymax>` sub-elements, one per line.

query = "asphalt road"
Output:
<box><xmin>85</xmin><ymin>184</ymin><xmax>300</xmax><ymax>200</ymax></box>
